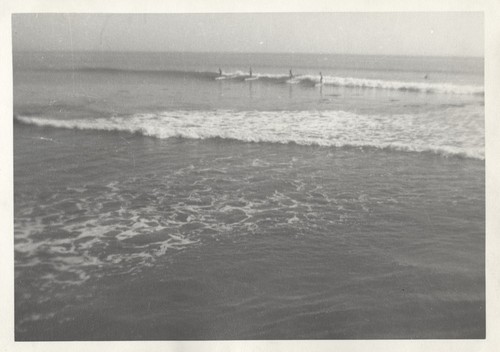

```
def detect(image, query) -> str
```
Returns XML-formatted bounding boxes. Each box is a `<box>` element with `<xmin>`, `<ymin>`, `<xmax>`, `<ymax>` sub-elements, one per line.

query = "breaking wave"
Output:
<box><xmin>67</xmin><ymin>67</ymin><xmax>484</xmax><ymax>96</ymax></box>
<box><xmin>14</xmin><ymin>107</ymin><xmax>484</xmax><ymax>160</ymax></box>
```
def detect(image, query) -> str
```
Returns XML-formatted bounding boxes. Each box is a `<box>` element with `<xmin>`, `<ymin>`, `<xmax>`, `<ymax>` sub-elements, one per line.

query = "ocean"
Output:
<box><xmin>13</xmin><ymin>51</ymin><xmax>485</xmax><ymax>339</ymax></box>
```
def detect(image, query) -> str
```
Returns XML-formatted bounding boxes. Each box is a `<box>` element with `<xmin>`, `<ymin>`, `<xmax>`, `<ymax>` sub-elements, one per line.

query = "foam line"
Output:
<box><xmin>14</xmin><ymin>107</ymin><xmax>484</xmax><ymax>160</ymax></box>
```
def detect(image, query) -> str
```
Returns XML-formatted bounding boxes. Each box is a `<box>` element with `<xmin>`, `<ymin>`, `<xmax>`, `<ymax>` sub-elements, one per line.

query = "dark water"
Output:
<box><xmin>14</xmin><ymin>51</ymin><xmax>484</xmax><ymax>339</ymax></box>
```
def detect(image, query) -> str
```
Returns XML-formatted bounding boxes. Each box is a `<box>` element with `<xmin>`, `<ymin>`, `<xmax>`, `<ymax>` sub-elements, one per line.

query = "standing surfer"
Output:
<box><xmin>218</xmin><ymin>68</ymin><xmax>223</xmax><ymax>76</ymax></box>
<box><xmin>249</xmin><ymin>67</ymin><xmax>253</xmax><ymax>77</ymax></box>
<box><xmin>289</xmin><ymin>69</ymin><xmax>293</xmax><ymax>79</ymax></box>
<box><xmin>319</xmin><ymin>72</ymin><xmax>323</xmax><ymax>85</ymax></box>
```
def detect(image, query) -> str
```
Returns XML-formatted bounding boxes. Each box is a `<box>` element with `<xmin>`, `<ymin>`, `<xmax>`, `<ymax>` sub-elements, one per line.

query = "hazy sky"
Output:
<box><xmin>12</xmin><ymin>13</ymin><xmax>483</xmax><ymax>57</ymax></box>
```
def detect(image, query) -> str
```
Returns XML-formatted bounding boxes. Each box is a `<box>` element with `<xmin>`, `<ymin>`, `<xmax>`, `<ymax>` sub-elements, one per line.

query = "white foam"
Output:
<box><xmin>14</xmin><ymin>184</ymin><xmax>202</xmax><ymax>287</ymax></box>
<box><xmin>319</xmin><ymin>75</ymin><xmax>483</xmax><ymax>95</ymax></box>
<box><xmin>16</xmin><ymin>106</ymin><xmax>485</xmax><ymax>159</ymax></box>
<box><xmin>213</xmin><ymin>71</ymin><xmax>484</xmax><ymax>95</ymax></box>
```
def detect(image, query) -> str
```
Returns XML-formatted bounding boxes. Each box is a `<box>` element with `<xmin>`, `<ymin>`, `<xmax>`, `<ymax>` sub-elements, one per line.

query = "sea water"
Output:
<box><xmin>13</xmin><ymin>51</ymin><xmax>484</xmax><ymax>339</ymax></box>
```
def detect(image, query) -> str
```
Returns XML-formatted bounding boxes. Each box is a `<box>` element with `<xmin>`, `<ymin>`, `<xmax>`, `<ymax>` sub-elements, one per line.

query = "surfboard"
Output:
<box><xmin>215</xmin><ymin>76</ymin><xmax>227</xmax><ymax>80</ymax></box>
<box><xmin>245</xmin><ymin>77</ymin><xmax>258</xmax><ymax>81</ymax></box>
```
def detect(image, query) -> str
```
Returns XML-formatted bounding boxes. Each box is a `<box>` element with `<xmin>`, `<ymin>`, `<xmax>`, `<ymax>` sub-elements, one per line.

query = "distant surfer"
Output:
<box><xmin>218</xmin><ymin>68</ymin><xmax>223</xmax><ymax>76</ymax></box>
<box><xmin>424</xmin><ymin>74</ymin><xmax>429</xmax><ymax>80</ymax></box>
<box><xmin>249</xmin><ymin>67</ymin><xmax>253</xmax><ymax>77</ymax></box>
<box><xmin>289</xmin><ymin>69</ymin><xmax>293</xmax><ymax>79</ymax></box>
<box><xmin>319</xmin><ymin>72</ymin><xmax>323</xmax><ymax>85</ymax></box>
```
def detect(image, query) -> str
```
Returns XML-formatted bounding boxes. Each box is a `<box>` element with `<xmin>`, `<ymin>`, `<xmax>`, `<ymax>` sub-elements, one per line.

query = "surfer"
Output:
<box><xmin>289</xmin><ymin>69</ymin><xmax>293</xmax><ymax>79</ymax></box>
<box><xmin>249</xmin><ymin>67</ymin><xmax>253</xmax><ymax>77</ymax></box>
<box><xmin>218</xmin><ymin>68</ymin><xmax>223</xmax><ymax>76</ymax></box>
<box><xmin>424</xmin><ymin>74</ymin><xmax>429</xmax><ymax>80</ymax></box>
<box><xmin>319</xmin><ymin>72</ymin><xmax>323</xmax><ymax>85</ymax></box>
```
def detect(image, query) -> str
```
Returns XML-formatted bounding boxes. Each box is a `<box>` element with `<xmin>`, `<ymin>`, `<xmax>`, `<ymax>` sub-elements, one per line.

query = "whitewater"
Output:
<box><xmin>54</xmin><ymin>67</ymin><xmax>485</xmax><ymax>96</ymax></box>
<box><xmin>15</xmin><ymin>105</ymin><xmax>484</xmax><ymax>160</ymax></box>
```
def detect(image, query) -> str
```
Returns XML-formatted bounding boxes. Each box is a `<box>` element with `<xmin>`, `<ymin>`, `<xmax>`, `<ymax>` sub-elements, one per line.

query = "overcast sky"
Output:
<box><xmin>12</xmin><ymin>13</ymin><xmax>483</xmax><ymax>57</ymax></box>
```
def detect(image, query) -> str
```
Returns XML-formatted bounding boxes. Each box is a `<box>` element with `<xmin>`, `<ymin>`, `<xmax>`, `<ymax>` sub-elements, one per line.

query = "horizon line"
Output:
<box><xmin>11</xmin><ymin>49</ymin><xmax>484</xmax><ymax>59</ymax></box>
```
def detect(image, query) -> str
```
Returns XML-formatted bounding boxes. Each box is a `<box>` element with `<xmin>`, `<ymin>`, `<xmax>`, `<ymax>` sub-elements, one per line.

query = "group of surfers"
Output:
<box><xmin>217</xmin><ymin>67</ymin><xmax>324</xmax><ymax>84</ymax></box>
<box><xmin>217</xmin><ymin>68</ymin><xmax>429</xmax><ymax>82</ymax></box>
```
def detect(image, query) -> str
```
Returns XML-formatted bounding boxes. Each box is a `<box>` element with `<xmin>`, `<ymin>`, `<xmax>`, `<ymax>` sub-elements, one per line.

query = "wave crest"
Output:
<box><xmin>67</xmin><ymin>67</ymin><xmax>484</xmax><ymax>95</ymax></box>
<box><xmin>14</xmin><ymin>107</ymin><xmax>484</xmax><ymax>160</ymax></box>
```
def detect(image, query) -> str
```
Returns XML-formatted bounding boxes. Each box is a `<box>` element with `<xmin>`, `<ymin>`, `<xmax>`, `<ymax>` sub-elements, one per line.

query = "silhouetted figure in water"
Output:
<box><xmin>319</xmin><ymin>72</ymin><xmax>323</xmax><ymax>84</ymax></box>
<box><xmin>424</xmin><ymin>74</ymin><xmax>429</xmax><ymax>80</ymax></box>
<box><xmin>218</xmin><ymin>68</ymin><xmax>223</xmax><ymax>76</ymax></box>
<box><xmin>289</xmin><ymin>69</ymin><xmax>293</xmax><ymax>79</ymax></box>
<box><xmin>249</xmin><ymin>67</ymin><xmax>253</xmax><ymax>77</ymax></box>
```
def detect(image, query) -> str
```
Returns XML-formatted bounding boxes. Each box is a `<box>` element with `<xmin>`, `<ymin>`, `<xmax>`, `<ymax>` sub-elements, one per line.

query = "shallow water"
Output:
<box><xmin>15</xmin><ymin>124</ymin><xmax>484</xmax><ymax>339</ymax></box>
